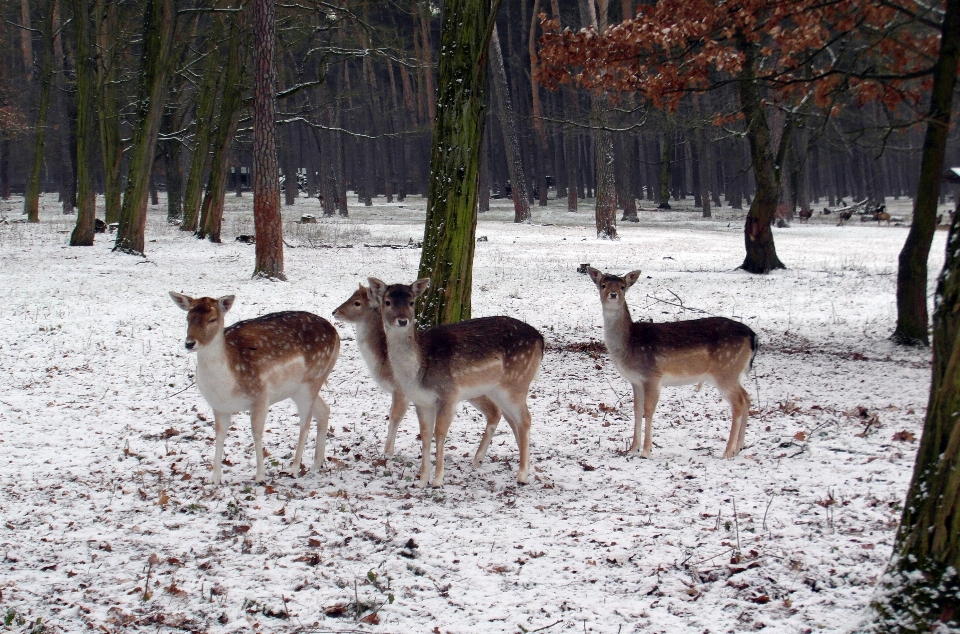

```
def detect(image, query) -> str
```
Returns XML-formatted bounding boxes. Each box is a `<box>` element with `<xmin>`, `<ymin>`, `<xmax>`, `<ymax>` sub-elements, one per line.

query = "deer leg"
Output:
<box><xmin>212</xmin><ymin>411</ymin><xmax>230</xmax><ymax>485</ymax></box>
<box><xmin>470</xmin><ymin>397</ymin><xmax>501</xmax><ymax>468</ymax></box>
<box><xmin>720</xmin><ymin>383</ymin><xmax>745</xmax><ymax>458</ymax></box>
<box><xmin>430</xmin><ymin>400</ymin><xmax>457</xmax><ymax>487</ymax></box>
<box><xmin>310</xmin><ymin>393</ymin><xmax>331</xmax><ymax>473</ymax></box>
<box><xmin>736</xmin><ymin>385</ymin><xmax>751</xmax><ymax>453</ymax></box>
<box><xmin>641</xmin><ymin>382</ymin><xmax>661</xmax><ymax>458</ymax></box>
<box><xmin>488</xmin><ymin>393</ymin><xmax>532</xmax><ymax>484</ymax></box>
<box><xmin>414</xmin><ymin>404</ymin><xmax>436</xmax><ymax>488</ymax></box>
<box><xmin>291</xmin><ymin>391</ymin><xmax>314</xmax><ymax>477</ymax></box>
<box><xmin>250</xmin><ymin>400</ymin><xmax>269</xmax><ymax>482</ymax></box>
<box><xmin>384</xmin><ymin>390</ymin><xmax>409</xmax><ymax>456</ymax></box>
<box><xmin>629</xmin><ymin>384</ymin><xmax>644</xmax><ymax>453</ymax></box>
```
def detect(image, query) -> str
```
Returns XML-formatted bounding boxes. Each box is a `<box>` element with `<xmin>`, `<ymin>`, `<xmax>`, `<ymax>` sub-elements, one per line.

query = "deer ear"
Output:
<box><xmin>411</xmin><ymin>278</ymin><xmax>431</xmax><ymax>297</ymax></box>
<box><xmin>218</xmin><ymin>295</ymin><xmax>236</xmax><ymax>313</ymax></box>
<box><xmin>169</xmin><ymin>291</ymin><xmax>193</xmax><ymax>311</ymax></box>
<box><xmin>623</xmin><ymin>271</ymin><xmax>642</xmax><ymax>289</ymax></box>
<box><xmin>587</xmin><ymin>267</ymin><xmax>603</xmax><ymax>286</ymax></box>
<box><xmin>368</xmin><ymin>278</ymin><xmax>387</xmax><ymax>301</ymax></box>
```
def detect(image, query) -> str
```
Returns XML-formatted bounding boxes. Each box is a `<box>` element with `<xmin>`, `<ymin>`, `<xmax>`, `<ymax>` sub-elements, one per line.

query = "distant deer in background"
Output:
<box><xmin>367</xmin><ymin>278</ymin><xmax>544</xmax><ymax>487</ymax></box>
<box><xmin>587</xmin><ymin>268</ymin><xmax>757</xmax><ymax>459</ymax></box>
<box><xmin>170</xmin><ymin>292</ymin><xmax>340</xmax><ymax>484</ymax></box>
<box><xmin>333</xmin><ymin>284</ymin><xmax>503</xmax><ymax>461</ymax></box>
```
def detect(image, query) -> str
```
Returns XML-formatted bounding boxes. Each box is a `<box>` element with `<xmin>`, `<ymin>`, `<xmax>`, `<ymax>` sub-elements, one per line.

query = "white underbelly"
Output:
<box><xmin>197</xmin><ymin>372</ymin><xmax>251</xmax><ymax>414</ymax></box>
<box><xmin>660</xmin><ymin>373</ymin><xmax>711</xmax><ymax>387</ymax></box>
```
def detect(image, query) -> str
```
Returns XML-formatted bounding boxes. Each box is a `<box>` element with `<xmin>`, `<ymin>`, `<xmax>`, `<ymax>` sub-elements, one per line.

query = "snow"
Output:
<box><xmin>0</xmin><ymin>193</ymin><xmax>946</xmax><ymax>633</ymax></box>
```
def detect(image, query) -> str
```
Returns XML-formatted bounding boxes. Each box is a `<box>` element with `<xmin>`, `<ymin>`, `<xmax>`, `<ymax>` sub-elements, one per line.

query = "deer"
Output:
<box><xmin>366</xmin><ymin>278</ymin><xmax>544</xmax><ymax>487</ymax></box>
<box><xmin>586</xmin><ymin>268</ymin><xmax>757</xmax><ymax>459</ymax></box>
<box><xmin>333</xmin><ymin>284</ymin><xmax>503</xmax><ymax>461</ymax></box>
<box><xmin>169</xmin><ymin>292</ymin><xmax>340</xmax><ymax>484</ymax></box>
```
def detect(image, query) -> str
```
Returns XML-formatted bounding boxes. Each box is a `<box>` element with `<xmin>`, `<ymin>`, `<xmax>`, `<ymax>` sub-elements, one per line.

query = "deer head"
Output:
<box><xmin>587</xmin><ymin>268</ymin><xmax>641</xmax><ymax>311</ymax></box>
<box><xmin>169</xmin><ymin>292</ymin><xmax>235</xmax><ymax>351</ymax></box>
<box><xmin>368</xmin><ymin>277</ymin><xmax>430</xmax><ymax>330</ymax></box>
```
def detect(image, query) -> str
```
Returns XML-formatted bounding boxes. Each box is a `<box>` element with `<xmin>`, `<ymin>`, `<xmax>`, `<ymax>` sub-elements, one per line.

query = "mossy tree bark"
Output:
<box><xmin>23</xmin><ymin>0</ymin><xmax>55</xmax><ymax>223</ymax></box>
<box><xmin>415</xmin><ymin>0</ymin><xmax>501</xmax><ymax>328</ymax></box>
<box><xmin>868</xmin><ymin>3</ymin><xmax>960</xmax><ymax>629</ymax></box>
<box><xmin>892</xmin><ymin>0</ymin><xmax>960</xmax><ymax>347</ymax></box>
<box><xmin>252</xmin><ymin>0</ymin><xmax>285</xmax><ymax>280</ymax></box>
<box><xmin>69</xmin><ymin>0</ymin><xmax>97</xmax><ymax>246</ymax></box>
<box><xmin>113</xmin><ymin>0</ymin><xmax>177</xmax><ymax>255</ymax></box>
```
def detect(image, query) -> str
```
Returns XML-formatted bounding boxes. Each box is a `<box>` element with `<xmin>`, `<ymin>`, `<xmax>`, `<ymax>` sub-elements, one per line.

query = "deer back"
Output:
<box><xmin>625</xmin><ymin>317</ymin><xmax>756</xmax><ymax>383</ymax></box>
<box><xmin>416</xmin><ymin>316</ymin><xmax>544</xmax><ymax>397</ymax></box>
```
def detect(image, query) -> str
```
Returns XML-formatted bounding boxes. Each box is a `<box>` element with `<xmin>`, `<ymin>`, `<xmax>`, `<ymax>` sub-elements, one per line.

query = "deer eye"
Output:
<box><xmin>354</xmin><ymin>301</ymin><xmax>361</xmax><ymax>306</ymax></box>
<box><xmin>208</xmin><ymin>318</ymin><xmax>217</xmax><ymax>324</ymax></box>
<box><xmin>385</xmin><ymin>300</ymin><xmax>391</xmax><ymax>307</ymax></box>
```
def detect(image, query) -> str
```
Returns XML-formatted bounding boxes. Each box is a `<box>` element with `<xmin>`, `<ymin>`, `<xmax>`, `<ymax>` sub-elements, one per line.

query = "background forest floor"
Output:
<box><xmin>0</xmin><ymin>192</ymin><xmax>948</xmax><ymax>633</ymax></box>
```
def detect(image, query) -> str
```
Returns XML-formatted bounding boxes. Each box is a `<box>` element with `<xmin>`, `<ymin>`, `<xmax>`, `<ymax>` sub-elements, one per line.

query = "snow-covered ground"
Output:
<box><xmin>0</xmin><ymin>193</ymin><xmax>946</xmax><ymax>633</ymax></box>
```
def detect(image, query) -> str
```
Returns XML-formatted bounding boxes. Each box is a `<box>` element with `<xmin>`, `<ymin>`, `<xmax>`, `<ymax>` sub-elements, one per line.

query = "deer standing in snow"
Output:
<box><xmin>169</xmin><ymin>292</ymin><xmax>340</xmax><ymax>484</ymax></box>
<box><xmin>587</xmin><ymin>268</ymin><xmax>757</xmax><ymax>458</ymax></box>
<box><xmin>367</xmin><ymin>278</ymin><xmax>544</xmax><ymax>487</ymax></box>
<box><xmin>333</xmin><ymin>284</ymin><xmax>504</xmax><ymax>460</ymax></box>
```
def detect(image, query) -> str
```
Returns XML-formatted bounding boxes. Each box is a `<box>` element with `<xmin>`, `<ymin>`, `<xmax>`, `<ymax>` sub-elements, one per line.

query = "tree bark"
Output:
<box><xmin>23</xmin><ymin>0</ymin><xmax>55</xmax><ymax>223</ymax></box>
<box><xmin>490</xmin><ymin>26</ymin><xmax>530</xmax><ymax>223</ymax></box>
<box><xmin>181</xmin><ymin>45</ymin><xmax>221</xmax><ymax>232</ymax></box>
<box><xmin>736</xmin><ymin>43</ymin><xmax>785</xmax><ymax>274</ymax></box>
<box><xmin>892</xmin><ymin>0</ymin><xmax>960</xmax><ymax>346</ymax></box>
<box><xmin>113</xmin><ymin>0</ymin><xmax>177</xmax><ymax>255</ymax></box>
<box><xmin>198</xmin><ymin>13</ymin><xmax>245</xmax><ymax>243</ymax></box>
<box><xmin>95</xmin><ymin>0</ymin><xmax>122</xmax><ymax>224</ymax></box>
<box><xmin>528</xmin><ymin>0</ymin><xmax>548</xmax><ymax>207</ymax></box>
<box><xmin>69</xmin><ymin>0</ymin><xmax>97</xmax><ymax>246</ymax></box>
<box><xmin>252</xmin><ymin>0</ymin><xmax>285</xmax><ymax>280</ymax></box>
<box><xmin>416</xmin><ymin>0</ymin><xmax>500</xmax><ymax>328</ymax></box>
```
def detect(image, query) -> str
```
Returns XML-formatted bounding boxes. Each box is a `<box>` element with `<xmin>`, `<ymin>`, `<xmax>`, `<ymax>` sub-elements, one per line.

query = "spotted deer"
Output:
<box><xmin>169</xmin><ymin>292</ymin><xmax>340</xmax><ymax>484</ymax></box>
<box><xmin>587</xmin><ymin>268</ymin><xmax>757</xmax><ymax>458</ymax></box>
<box><xmin>333</xmin><ymin>284</ymin><xmax>503</xmax><ymax>460</ymax></box>
<box><xmin>367</xmin><ymin>278</ymin><xmax>544</xmax><ymax>487</ymax></box>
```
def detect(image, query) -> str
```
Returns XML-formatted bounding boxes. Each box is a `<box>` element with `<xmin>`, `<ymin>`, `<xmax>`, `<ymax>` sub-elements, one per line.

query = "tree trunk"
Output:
<box><xmin>198</xmin><ymin>13</ymin><xmax>245</xmax><ymax>244</ymax></box>
<box><xmin>616</xmin><ymin>133</ymin><xmax>637</xmax><ymax>221</ymax></box>
<box><xmin>23</xmin><ymin>0</ymin><xmax>55</xmax><ymax>223</ymax></box>
<box><xmin>0</xmin><ymin>136</ymin><xmax>9</xmax><ymax>199</ymax></box>
<box><xmin>892</xmin><ymin>0</ymin><xmax>960</xmax><ymax>346</ymax></box>
<box><xmin>181</xmin><ymin>47</ymin><xmax>221</xmax><ymax>232</ymax></box>
<box><xmin>70</xmin><ymin>0</ymin><xmax>97</xmax><ymax>246</ymax></box>
<box><xmin>528</xmin><ymin>0</ymin><xmax>548</xmax><ymax>207</ymax></box>
<box><xmin>95</xmin><ymin>0</ymin><xmax>122</xmax><ymax>224</ymax></box>
<box><xmin>736</xmin><ymin>44</ymin><xmax>785</xmax><ymax>274</ymax></box>
<box><xmin>252</xmin><ymin>0</ymin><xmax>285</xmax><ymax>280</ymax></box>
<box><xmin>490</xmin><ymin>27</ymin><xmax>530</xmax><ymax>223</ymax></box>
<box><xmin>113</xmin><ymin>0</ymin><xmax>177</xmax><ymax>255</ymax></box>
<box><xmin>415</xmin><ymin>0</ymin><xmax>500</xmax><ymax>328</ymax></box>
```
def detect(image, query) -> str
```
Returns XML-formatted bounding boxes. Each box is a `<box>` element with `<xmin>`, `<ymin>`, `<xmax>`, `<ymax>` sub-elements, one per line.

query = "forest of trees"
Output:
<box><xmin>0</xmin><ymin>0</ymin><xmax>953</xmax><ymax>238</ymax></box>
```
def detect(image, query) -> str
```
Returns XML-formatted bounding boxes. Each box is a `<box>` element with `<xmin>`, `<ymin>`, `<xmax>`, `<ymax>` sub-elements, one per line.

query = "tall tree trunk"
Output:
<box><xmin>870</xmin><ymin>10</ymin><xmax>960</xmax><ymax>623</ymax></box>
<box><xmin>490</xmin><ymin>27</ymin><xmax>530</xmax><ymax>223</ymax></box>
<box><xmin>416</xmin><ymin>0</ymin><xmax>500</xmax><ymax>328</ymax></box>
<box><xmin>70</xmin><ymin>0</ymin><xmax>97</xmax><ymax>246</ymax></box>
<box><xmin>252</xmin><ymin>0</ymin><xmax>285</xmax><ymax>280</ymax></box>
<box><xmin>893</xmin><ymin>0</ymin><xmax>960</xmax><ymax>346</ymax></box>
<box><xmin>658</xmin><ymin>119</ymin><xmax>672</xmax><ymax>209</ymax></box>
<box><xmin>478</xmin><ymin>124</ymin><xmax>490</xmax><ymax>212</ymax></box>
<box><xmin>0</xmin><ymin>136</ymin><xmax>9</xmax><ymax>199</ymax></box>
<box><xmin>528</xmin><ymin>0</ymin><xmax>548</xmax><ymax>206</ymax></box>
<box><xmin>198</xmin><ymin>14</ymin><xmax>245</xmax><ymax>244</ymax></box>
<box><xmin>53</xmin><ymin>4</ymin><xmax>78</xmax><ymax>215</ymax></box>
<box><xmin>19</xmin><ymin>0</ymin><xmax>33</xmax><ymax>82</ymax></box>
<box><xmin>113</xmin><ymin>0</ymin><xmax>177</xmax><ymax>255</ymax></box>
<box><xmin>95</xmin><ymin>0</ymin><xmax>122</xmax><ymax>224</ymax></box>
<box><xmin>23</xmin><ymin>0</ymin><xmax>56</xmax><ymax>223</ymax></box>
<box><xmin>736</xmin><ymin>43</ymin><xmax>785</xmax><ymax>274</ymax></box>
<box><xmin>181</xmin><ymin>53</ymin><xmax>221</xmax><ymax>232</ymax></box>
<box><xmin>616</xmin><ymin>133</ymin><xmax>637</xmax><ymax>221</ymax></box>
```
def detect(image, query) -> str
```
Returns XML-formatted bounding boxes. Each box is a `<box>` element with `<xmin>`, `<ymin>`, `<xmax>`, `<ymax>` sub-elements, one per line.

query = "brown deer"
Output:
<box><xmin>367</xmin><ymin>278</ymin><xmax>544</xmax><ymax>487</ymax></box>
<box><xmin>587</xmin><ymin>268</ymin><xmax>757</xmax><ymax>458</ymax></box>
<box><xmin>169</xmin><ymin>292</ymin><xmax>340</xmax><ymax>484</ymax></box>
<box><xmin>333</xmin><ymin>284</ymin><xmax>503</xmax><ymax>460</ymax></box>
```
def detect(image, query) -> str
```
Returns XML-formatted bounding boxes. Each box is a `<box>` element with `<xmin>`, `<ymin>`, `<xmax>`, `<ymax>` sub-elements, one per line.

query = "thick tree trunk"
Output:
<box><xmin>113</xmin><ymin>0</ymin><xmax>177</xmax><ymax>255</ymax></box>
<box><xmin>616</xmin><ymin>133</ymin><xmax>637</xmax><ymax>222</ymax></box>
<box><xmin>69</xmin><ymin>0</ymin><xmax>97</xmax><ymax>246</ymax></box>
<box><xmin>198</xmin><ymin>14</ymin><xmax>244</xmax><ymax>244</ymax></box>
<box><xmin>23</xmin><ymin>0</ymin><xmax>55</xmax><ymax>223</ymax></box>
<box><xmin>892</xmin><ymin>0</ymin><xmax>960</xmax><ymax>347</ymax></box>
<box><xmin>736</xmin><ymin>46</ymin><xmax>785</xmax><ymax>274</ymax></box>
<box><xmin>252</xmin><ymin>0</ymin><xmax>285</xmax><ymax>280</ymax></box>
<box><xmin>0</xmin><ymin>137</ymin><xmax>9</xmax><ymax>199</ymax></box>
<box><xmin>490</xmin><ymin>27</ymin><xmax>531</xmax><ymax>223</ymax></box>
<box><xmin>416</xmin><ymin>0</ymin><xmax>500</xmax><ymax>328</ymax></box>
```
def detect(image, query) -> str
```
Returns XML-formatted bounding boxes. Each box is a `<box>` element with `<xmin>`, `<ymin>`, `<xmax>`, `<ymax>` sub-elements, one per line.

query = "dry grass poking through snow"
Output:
<box><xmin>0</xmin><ymin>193</ymin><xmax>944</xmax><ymax>633</ymax></box>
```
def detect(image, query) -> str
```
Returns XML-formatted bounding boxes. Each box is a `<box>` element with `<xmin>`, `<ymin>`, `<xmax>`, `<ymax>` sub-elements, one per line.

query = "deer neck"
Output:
<box><xmin>355</xmin><ymin>310</ymin><xmax>391</xmax><ymax>384</ymax></box>
<box><xmin>194</xmin><ymin>329</ymin><xmax>242</xmax><ymax>404</ymax></box>
<box><xmin>601</xmin><ymin>302</ymin><xmax>634</xmax><ymax>362</ymax></box>
<box><xmin>383</xmin><ymin>325</ymin><xmax>426</xmax><ymax>399</ymax></box>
